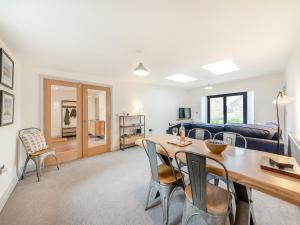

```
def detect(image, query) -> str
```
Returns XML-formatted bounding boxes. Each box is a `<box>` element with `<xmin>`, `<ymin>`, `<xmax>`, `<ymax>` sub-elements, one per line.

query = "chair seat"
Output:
<box><xmin>185</xmin><ymin>183</ymin><xmax>231</xmax><ymax>214</ymax></box>
<box><xmin>29</xmin><ymin>148</ymin><xmax>55</xmax><ymax>156</ymax></box>
<box><xmin>158</xmin><ymin>164</ymin><xmax>182</xmax><ymax>185</ymax></box>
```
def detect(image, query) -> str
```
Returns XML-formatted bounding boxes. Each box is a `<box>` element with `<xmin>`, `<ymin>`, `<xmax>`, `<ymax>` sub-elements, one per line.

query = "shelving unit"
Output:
<box><xmin>119</xmin><ymin>115</ymin><xmax>145</xmax><ymax>150</ymax></box>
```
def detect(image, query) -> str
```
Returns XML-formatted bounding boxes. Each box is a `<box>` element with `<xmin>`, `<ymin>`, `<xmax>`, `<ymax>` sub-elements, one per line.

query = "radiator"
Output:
<box><xmin>288</xmin><ymin>134</ymin><xmax>300</xmax><ymax>165</ymax></box>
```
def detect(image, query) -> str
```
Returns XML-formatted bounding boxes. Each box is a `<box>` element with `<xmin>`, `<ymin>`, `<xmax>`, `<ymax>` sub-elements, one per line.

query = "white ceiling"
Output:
<box><xmin>0</xmin><ymin>0</ymin><xmax>300</xmax><ymax>88</ymax></box>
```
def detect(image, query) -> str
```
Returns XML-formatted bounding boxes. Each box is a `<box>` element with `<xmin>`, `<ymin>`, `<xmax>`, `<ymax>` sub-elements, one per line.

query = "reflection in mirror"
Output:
<box><xmin>50</xmin><ymin>85</ymin><xmax>78</xmax><ymax>153</ymax></box>
<box><xmin>88</xmin><ymin>89</ymin><xmax>106</xmax><ymax>148</ymax></box>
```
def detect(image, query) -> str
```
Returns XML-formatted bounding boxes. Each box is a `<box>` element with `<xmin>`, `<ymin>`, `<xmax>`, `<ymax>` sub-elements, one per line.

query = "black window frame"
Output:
<box><xmin>207</xmin><ymin>92</ymin><xmax>247</xmax><ymax>124</ymax></box>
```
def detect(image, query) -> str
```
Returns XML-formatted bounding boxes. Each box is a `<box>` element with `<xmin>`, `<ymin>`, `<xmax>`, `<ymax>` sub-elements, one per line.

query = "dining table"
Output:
<box><xmin>135</xmin><ymin>134</ymin><xmax>300</xmax><ymax>225</ymax></box>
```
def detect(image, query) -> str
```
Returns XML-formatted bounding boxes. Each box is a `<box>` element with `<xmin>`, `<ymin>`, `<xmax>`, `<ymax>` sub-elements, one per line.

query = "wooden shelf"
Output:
<box><xmin>121</xmin><ymin>134</ymin><xmax>144</xmax><ymax>145</ymax></box>
<box><xmin>119</xmin><ymin>115</ymin><xmax>145</xmax><ymax>150</ymax></box>
<box><xmin>119</xmin><ymin>114</ymin><xmax>145</xmax><ymax>117</ymax></box>
<box><xmin>120</xmin><ymin>124</ymin><xmax>144</xmax><ymax>128</ymax></box>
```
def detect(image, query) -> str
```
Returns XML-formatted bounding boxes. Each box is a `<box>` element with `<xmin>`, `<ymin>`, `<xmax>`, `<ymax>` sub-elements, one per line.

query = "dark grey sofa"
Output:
<box><xmin>166</xmin><ymin>122</ymin><xmax>284</xmax><ymax>155</ymax></box>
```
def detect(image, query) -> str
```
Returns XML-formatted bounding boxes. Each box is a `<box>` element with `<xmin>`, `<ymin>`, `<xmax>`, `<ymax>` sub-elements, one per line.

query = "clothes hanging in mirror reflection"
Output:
<box><xmin>64</xmin><ymin>108</ymin><xmax>71</xmax><ymax>126</ymax></box>
<box><xmin>70</xmin><ymin>109</ymin><xmax>77</xmax><ymax>118</ymax></box>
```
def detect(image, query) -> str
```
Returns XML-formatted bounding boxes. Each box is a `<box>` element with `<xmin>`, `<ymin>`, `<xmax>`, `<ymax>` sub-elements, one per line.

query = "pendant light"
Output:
<box><xmin>204</xmin><ymin>76</ymin><xmax>213</xmax><ymax>90</ymax></box>
<box><xmin>133</xmin><ymin>50</ymin><xmax>149</xmax><ymax>76</ymax></box>
<box><xmin>204</xmin><ymin>83</ymin><xmax>213</xmax><ymax>90</ymax></box>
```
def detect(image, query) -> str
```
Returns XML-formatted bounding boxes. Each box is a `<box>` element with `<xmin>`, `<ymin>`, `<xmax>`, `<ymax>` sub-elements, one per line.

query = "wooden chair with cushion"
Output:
<box><xmin>175</xmin><ymin>151</ymin><xmax>232</xmax><ymax>225</ymax></box>
<box><xmin>19</xmin><ymin>128</ymin><xmax>59</xmax><ymax>182</ymax></box>
<box><xmin>142</xmin><ymin>139</ymin><xmax>183</xmax><ymax>225</ymax></box>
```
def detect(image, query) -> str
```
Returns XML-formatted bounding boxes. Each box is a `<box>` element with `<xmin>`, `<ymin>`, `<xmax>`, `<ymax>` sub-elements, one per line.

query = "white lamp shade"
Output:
<box><xmin>272</xmin><ymin>92</ymin><xmax>293</xmax><ymax>105</ymax></box>
<box><xmin>133</xmin><ymin>62</ymin><xmax>149</xmax><ymax>76</ymax></box>
<box><xmin>204</xmin><ymin>84</ymin><xmax>213</xmax><ymax>90</ymax></box>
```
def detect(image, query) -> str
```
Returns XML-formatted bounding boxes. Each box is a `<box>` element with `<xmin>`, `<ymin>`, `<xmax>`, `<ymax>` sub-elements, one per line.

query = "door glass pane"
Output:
<box><xmin>226</xmin><ymin>95</ymin><xmax>244</xmax><ymax>123</ymax></box>
<box><xmin>88</xmin><ymin>89</ymin><xmax>106</xmax><ymax>148</ymax></box>
<box><xmin>209</xmin><ymin>97</ymin><xmax>224</xmax><ymax>124</ymax></box>
<box><xmin>50</xmin><ymin>85</ymin><xmax>78</xmax><ymax>153</ymax></box>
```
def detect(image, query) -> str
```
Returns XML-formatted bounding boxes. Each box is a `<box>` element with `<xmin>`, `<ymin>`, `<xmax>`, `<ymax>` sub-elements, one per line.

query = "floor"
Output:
<box><xmin>0</xmin><ymin>147</ymin><xmax>299</xmax><ymax>225</ymax></box>
<box><xmin>50</xmin><ymin>136</ymin><xmax>106</xmax><ymax>153</ymax></box>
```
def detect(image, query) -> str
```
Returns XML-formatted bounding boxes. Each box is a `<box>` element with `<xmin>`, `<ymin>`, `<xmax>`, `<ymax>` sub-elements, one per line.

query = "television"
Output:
<box><xmin>179</xmin><ymin>108</ymin><xmax>191</xmax><ymax>119</ymax></box>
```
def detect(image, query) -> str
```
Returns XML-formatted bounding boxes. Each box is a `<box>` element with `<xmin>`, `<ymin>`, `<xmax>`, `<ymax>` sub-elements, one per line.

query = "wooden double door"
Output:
<box><xmin>44</xmin><ymin>79</ymin><xmax>111</xmax><ymax>165</ymax></box>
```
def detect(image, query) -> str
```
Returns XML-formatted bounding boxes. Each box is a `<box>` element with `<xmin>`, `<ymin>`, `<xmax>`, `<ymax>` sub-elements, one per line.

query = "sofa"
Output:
<box><xmin>166</xmin><ymin>122</ymin><xmax>284</xmax><ymax>155</ymax></box>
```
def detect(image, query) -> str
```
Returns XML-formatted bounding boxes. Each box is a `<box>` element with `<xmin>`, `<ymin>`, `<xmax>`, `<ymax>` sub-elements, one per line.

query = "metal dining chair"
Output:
<box><xmin>187</xmin><ymin>128</ymin><xmax>212</xmax><ymax>140</ymax></box>
<box><xmin>213</xmin><ymin>132</ymin><xmax>247</xmax><ymax>149</ymax></box>
<box><xmin>175</xmin><ymin>151</ymin><xmax>232</xmax><ymax>225</ymax></box>
<box><xmin>213</xmin><ymin>131</ymin><xmax>248</xmax><ymax>224</ymax></box>
<box><xmin>19</xmin><ymin>128</ymin><xmax>59</xmax><ymax>182</ymax></box>
<box><xmin>142</xmin><ymin>139</ymin><xmax>184</xmax><ymax>225</ymax></box>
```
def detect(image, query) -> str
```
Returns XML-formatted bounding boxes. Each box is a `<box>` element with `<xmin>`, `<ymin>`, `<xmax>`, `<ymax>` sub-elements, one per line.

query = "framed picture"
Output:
<box><xmin>0</xmin><ymin>48</ymin><xmax>14</xmax><ymax>89</ymax></box>
<box><xmin>0</xmin><ymin>91</ymin><xmax>14</xmax><ymax>126</ymax></box>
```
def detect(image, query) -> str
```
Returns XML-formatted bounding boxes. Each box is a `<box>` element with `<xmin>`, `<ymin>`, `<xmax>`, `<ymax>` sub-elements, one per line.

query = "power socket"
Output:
<box><xmin>0</xmin><ymin>165</ymin><xmax>7</xmax><ymax>175</ymax></box>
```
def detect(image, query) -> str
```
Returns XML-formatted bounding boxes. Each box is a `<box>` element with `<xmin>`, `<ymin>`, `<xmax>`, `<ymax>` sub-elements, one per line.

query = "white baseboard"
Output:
<box><xmin>112</xmin><ymin>145</ymin><xmax>121</xmax><ymax>151</ymax></box>
<box><xmin>0</xmin><ymin>175</ymin><xmax>18</xmax><ymax>213</ymax></box>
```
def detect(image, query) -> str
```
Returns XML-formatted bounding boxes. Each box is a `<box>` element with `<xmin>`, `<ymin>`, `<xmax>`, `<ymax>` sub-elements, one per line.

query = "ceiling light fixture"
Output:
<box><xmin>204</xmin><ymin>84</ymin><xmax>213</xmax><ymax>90</ymax></box>
<box><xmin>133</xmin><ymin>50</ymin><xmax>149</xmax><ymax>76</ymax></box>
<box><xmin>165</xmin><ymin>74</ymin><xmax>197</xmax><ymax>83</ymax></box>
<box><xmin>204</xmin><ymin>76</ymin><xmax>213</xmax><ymax>90</ymax></box>
<box><xmin>202</xmin><ymin>59</ymin><xmax>240</xmax><ymax>75</ymax></box>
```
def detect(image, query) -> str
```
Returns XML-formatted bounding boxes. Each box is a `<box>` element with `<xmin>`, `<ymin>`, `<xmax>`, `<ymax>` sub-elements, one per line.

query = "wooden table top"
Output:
<box><xmin>136</xmin><ymin>134</ymin><xmax>300</xmax><ymax>206</ymax></box>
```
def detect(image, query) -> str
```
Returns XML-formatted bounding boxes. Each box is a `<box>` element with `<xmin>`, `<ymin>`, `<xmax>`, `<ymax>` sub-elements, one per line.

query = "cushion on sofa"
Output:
<box><xmin>264</xmin><ymin>122</ymin><xmax>281</xmax><ymax>140</ymax></box>
<box><xmin>224</xmin><ymin>123</ymin><xmax>276</xmax><ymax>140</ymax></box>
<box><xmin>192</xmin><ymin>123</ymin><xmax>224</xmax><ymax>134</ymax></box>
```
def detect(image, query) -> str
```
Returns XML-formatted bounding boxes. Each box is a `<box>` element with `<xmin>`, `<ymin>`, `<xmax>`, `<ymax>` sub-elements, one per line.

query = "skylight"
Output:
<box><xmin>202</xmin><ymin>59</ymin><xmax>240</xmax><ymax>75</ymax></box>
<box><xmin>165</xmin><ymin>74</ymin><xmax>197</xmax><ymax>83</ymax></box>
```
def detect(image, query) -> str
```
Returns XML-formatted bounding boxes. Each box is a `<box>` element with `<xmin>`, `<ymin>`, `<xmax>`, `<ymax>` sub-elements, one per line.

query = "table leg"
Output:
<box><xmin>233</xmin><ymin>182</ymin><xmax>257</xmax><ymax>225</ymax></box>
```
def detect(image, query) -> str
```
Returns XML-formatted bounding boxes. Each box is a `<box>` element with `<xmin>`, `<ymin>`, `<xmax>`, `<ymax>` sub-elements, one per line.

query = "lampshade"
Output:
<box><xmin>204</xmin><ymin>84</ymin><xmax>213</xmax><ymax>90</ymax></box>
<box><xmin>133</xmin><ymin>62</ymin><xmax>149</xmax><ymax>76</ymax></box>
<box><xmin>272</xmin><ymin>91</ymin><xmax>293</xmax><ymax>105</ymax></box>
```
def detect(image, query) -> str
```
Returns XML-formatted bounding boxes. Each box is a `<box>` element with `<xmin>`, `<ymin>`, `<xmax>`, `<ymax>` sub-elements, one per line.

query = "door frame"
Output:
<box><xmin>82</xmin><ymin>84</ymin><xmax>111</xmax><ymax>157</ymax></box>
<box><xmin>43</xmin><ymin>79</ymin><xmax>83</xmax><ymax>164</ymax></box>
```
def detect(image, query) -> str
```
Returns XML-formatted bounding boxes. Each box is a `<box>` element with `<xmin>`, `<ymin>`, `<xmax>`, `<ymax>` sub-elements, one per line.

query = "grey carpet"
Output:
<box><xmin>0</xmin><ymin>147</ymin><xmax>299</xmax><ymax>225</ymax></box>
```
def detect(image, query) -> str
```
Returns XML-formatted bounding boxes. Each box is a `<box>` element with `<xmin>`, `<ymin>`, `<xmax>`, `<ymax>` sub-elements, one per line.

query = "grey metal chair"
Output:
<box><xmin>175</xmin><ymin>151</ymin><xmax>232</xmax><ymax>225</ymax></box>
<box><xmin>213</xmin><ymin>132</ymin><xmax>247</xmax><ymax>149</ymax></box>
<box><xmin>142</xmin><ymin>139</ymin><xmax>183</xmax><ymax>225</ymax></box>
<box><xmin>213</xmin><ymin>132</ymin><xmax>247</xmax><ymax>224</ymax></box>
<box><xmin>187</xmin><ymin>128</ymin><xmax>212</xmax><ymax>140</ymax></box>
<box><xmin>19</xmin><ymin>128</ymin><xmax>59</xmax><ymax>182</ymax></box>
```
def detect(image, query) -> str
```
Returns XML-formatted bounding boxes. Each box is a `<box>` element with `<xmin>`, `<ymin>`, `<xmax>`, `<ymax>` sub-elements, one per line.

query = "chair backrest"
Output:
<box><xmin>187</xmin><ymin>128</ymin><xmax>212</xmax><ymax>140</ymax></box>
<box><xmin>19</xmin><ymin>128</ymin><xmax>48</xmax><ymax>154</ymax></box>
<box><xmin>142</xmin><ymin>139</ymin><xmax>177</xmax><ymax>184</ymax></box>
<box><xmin>213</xmin><ymin>131</ymin><xmax>247</xmax><ymax>149</ymax></box>
<box><xmin>175</xmin><ymin>151</ymin><xmax>230</xmax><ymax>212</ymax></box>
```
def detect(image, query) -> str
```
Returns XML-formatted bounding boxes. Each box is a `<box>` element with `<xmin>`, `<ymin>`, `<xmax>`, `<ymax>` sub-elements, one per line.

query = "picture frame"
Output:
<box><xmin>0</xmin><ymin>90</ymin><xmax>14</xmax><ymax>126</ymax></box>
<box><xmin>0</xmin><ymin>48</ymin><xmax>14</xmax><ymax>89</ymax></box>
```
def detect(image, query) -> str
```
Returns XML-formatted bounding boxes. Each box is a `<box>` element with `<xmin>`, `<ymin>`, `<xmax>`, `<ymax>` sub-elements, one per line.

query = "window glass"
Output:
<box><xmin>208</xmin><ymin>92</ymin><xmax>247</xmax><ymax>124</ymax></box>
<box><xmin>209</xmin><ymin>97</ymin><xmax>224</xmax><ymax>124</ymax></box>
<box><xmin>226</xmin><ymin>95</ymin><xmax>244</xmax><ymax>123</ymax></box>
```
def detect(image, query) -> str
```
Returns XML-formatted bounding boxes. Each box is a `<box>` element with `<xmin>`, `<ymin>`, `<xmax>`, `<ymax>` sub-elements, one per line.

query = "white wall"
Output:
<box><xmin>20</xmin><ymin>67</ymin><xmax>188</xmax><ymax>150</ymax></box>
<box><xmin>285</xmin><ymin>42</ymin><xmax>300</xmax><ymax>140</ymax></box>
<box><xmin>112</xmin><ymin>83</ymin><xmax>188</xmax><ymax>143</ymax></box>
<box><xmin>187</xmin><ymin>73</ymin><xmax>285</xmax><ymax>126</ymax></box>
<box><xmin>0</xmin><ymin>39</ymin><xmax>22</xmax><ymax>211</ymax></box>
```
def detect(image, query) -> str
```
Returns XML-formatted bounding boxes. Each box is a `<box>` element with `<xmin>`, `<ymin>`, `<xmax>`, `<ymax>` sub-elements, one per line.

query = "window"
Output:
<box><xmin>207</xmin><ymin>92</ymin><xmax>247</xmax><ymax>124</ymax></box>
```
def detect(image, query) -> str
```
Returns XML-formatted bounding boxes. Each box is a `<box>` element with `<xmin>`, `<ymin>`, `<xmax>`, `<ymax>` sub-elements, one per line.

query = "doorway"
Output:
<box><xmin>82</xmin><ymin>84</ymin><xmax>111</xmax><ymax>156</ymax></box>
<box><xmin>43</xmin><ymin>79</ymin><xmax>111</xmax><ymax>165</ymax></box>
